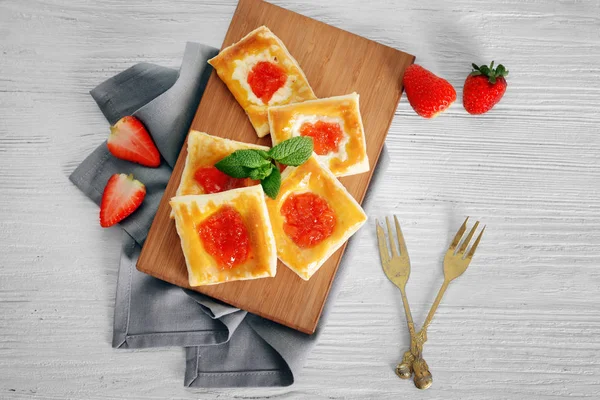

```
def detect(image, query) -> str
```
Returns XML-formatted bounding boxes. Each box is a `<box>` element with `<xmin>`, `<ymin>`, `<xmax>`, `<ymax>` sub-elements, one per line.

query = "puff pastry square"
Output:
<box><xmin>265</xmin><ymin>156</ymin><xmax>367</xmax><ymax>280</ymax></box>
<box><xmin>208</xmin><ymin>26</ymin><xmax>316</xmax><ymax>137</ymax></box>
<box><xmin>175</xmin><ymin>130</ymin><xmax>269</xmax><ymax>198</ymax></box>
<box><xmin>170</xmin><ymin>185</ymin><xmax>277</xmax><ymax>286</ymax></box>
<box><xmin>268</xmin><ymin>93</ymin><xmax>369</xmax><ymax>177</ymax></box>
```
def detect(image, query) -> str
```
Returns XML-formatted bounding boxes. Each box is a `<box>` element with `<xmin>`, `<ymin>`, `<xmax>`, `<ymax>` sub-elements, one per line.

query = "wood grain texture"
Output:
<box><xmin>136</xmin><ymin>0</ymin><xmax>414</xmax><ymax>334</ymax></box>
<box><xmin>1</xmin><ymin>0</ymin><xmax>599</xmax><ymax>398</ymax></box>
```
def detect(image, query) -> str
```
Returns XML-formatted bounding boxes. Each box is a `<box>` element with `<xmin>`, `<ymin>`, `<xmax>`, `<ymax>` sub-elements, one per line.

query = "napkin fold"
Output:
<box><xmin>112</xmin><ymin>231</ymin><xmax>246</xmax><ymax>349</ymax></box>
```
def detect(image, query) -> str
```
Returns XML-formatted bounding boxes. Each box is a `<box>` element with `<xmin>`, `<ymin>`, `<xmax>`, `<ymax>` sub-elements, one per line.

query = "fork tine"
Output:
<box><xmin>394</xmin><ymin>216</ymin><xmax>407</xmax><ymax>255</ymax></box>
<box><xmin>458</xmin><ymin>221</ymin><xmax>480</xmax><ymax>254</ymax></box>
<box><xmin>376</xmin><ymin>220</ymin><xmax>390</xmax><ymax>263</ymax></box>
<box><xmin>449</xmin><ymin>217</ymin><xmax>469</xmax><ymax>251</ymax></box>
<box><xmin>386</xmin><ymin>217</ymin><xmax>399</xmax><ymax>257</ymax></box>
<box><xmin>465</xmin><ymin>226</ymin><xmax>485</xmax><ymax>260</ymax></box>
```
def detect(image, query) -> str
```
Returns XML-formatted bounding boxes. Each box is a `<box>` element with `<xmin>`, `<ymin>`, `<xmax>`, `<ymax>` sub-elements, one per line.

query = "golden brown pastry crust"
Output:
<box><xmin>170</xmin><ymin>186</ymin><xmax>277</xmax><ymax>286</ymax></box>
<box><xmin>265</xmin><ymin>157</ymin><xmax>367</xmax><ymax>280</ymax></box>
<box><xmin>208</xmin><ymin>26</ymin><xmax>316</xmax><ymax>137</ymax></box>
<box><xmin>268</xmin><ymin>93</ymin><xmax>369</xmax><ymax>177</ymax></box>
<box><xmin>175</xmin><ymin>131</ymin><xmax>269</xmax><ymax>198</ymax></box>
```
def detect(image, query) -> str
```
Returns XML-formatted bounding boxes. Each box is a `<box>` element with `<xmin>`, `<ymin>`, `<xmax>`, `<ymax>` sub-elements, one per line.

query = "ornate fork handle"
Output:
<box><xmin>398</xmin><ymin>278</ymin><xmax>451</xmax><ymax>389</ymax></box>
<box><xmin>397</xmin><ymin>328</ymin><xmax>432</xmax><ymax>389</ymax></box>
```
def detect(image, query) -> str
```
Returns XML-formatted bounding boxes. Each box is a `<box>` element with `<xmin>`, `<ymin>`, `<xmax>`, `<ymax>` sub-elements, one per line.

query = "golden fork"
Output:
<box><xmin>375</xmin><ymin>216</ymin><xmax>427</xmax><ymax>383</ymax></box>
<box><xmin>399</xmin><ymin>217</ymin><xmax>485</xmax><ymax>389</ymax></box>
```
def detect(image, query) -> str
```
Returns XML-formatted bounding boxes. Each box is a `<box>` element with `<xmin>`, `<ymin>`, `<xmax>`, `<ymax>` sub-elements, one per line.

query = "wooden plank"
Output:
<box><xmin>137</xmin><ymin>0</ymin><xmax>414</xmax><ymax>334</ymax></box>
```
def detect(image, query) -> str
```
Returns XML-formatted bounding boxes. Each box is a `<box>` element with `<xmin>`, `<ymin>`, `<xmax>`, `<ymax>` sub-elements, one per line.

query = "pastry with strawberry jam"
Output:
<box><xmin>174</xmin><ymin>131</ymin><xmax>268</xmax><ymax>211</ymax></box>
<box><xmin>265</xmin><ymin>156</ymin><xmax>367</xmax><ymax>280</ymax></box>
<box><xmin>268</xmin><ymin>93</ymin><xmax>369</xmax><ymax>177</ymax></box>
<box><xmin>208</xmin><ymin>26</ymin><xmax>316</xmax><ymax>137</ymax></box>
<box><xmin>170</xmin><ymin>185</ymin><xmax>277</xmax><ymax>286</ymax></box>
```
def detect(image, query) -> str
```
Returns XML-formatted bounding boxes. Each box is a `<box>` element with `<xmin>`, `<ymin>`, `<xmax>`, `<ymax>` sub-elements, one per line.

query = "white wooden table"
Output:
<box><xmin>1</xmin><ymin>1</ymin><xmax>599</xmax><ymax>398</ymax></box>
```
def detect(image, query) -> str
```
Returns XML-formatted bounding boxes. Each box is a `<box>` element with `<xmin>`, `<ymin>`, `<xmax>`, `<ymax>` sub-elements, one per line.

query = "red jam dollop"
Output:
<box><xmin>194</xmin><ymin>166</ymin><xmax>253</xmax><ymax>194</ymax></box>
<box><xmin>247</xmin><ymin>61</ymin><xmax>287</xmax><ymax>104</ymax></box>
<box><xmin>281</xmin><ymin>192</ymin><xmax>337</xmax><ymax>248</ymax></box>
<box><xmin>299</xmin><ymin>121</ymin><xmax>344</xmax><ymax>155</ymax></box>
<box><xmin>198</xmin><ymin>205</ymin><xmax>251</xmax><ymax>269</ymax></box>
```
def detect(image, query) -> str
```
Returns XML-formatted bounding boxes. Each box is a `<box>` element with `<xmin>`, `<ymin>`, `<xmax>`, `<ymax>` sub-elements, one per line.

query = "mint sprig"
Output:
<box><xmin>214</xmin><ymin>136</ymin><xmax>313</xmax><ymax>199</ymax></box>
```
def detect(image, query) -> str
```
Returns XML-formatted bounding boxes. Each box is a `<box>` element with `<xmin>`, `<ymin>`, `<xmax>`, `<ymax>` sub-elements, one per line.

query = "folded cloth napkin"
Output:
<box><xmin>69</xmin><ymin>41</ymin><xmax>384</xmax><ymax>387</ymax></box>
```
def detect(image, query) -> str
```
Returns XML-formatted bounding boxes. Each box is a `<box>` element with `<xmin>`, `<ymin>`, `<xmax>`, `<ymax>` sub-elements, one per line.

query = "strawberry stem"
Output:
<box><xmin>470</xmin><ymin>61</ymin><xmax>509</xmax><ymax>83</ymax></box>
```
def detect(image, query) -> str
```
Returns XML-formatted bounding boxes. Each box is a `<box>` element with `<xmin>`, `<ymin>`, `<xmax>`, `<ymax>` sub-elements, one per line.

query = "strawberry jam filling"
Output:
<box><xmin>281</xmin><ymin>192</ymin><xmax>336</xmax><ymax>248</ymax></box>
<box><xmin>198</xmin><ymin>206</ymin><xmax>251</xmax><ymax>269</ymax></box>
<box><xmin>194</xmin><ymin>166</ymin><xmax>253</xmax><ymax>194</ymax></box>
<box><xmin>247</xmin><ymin>61</ymin><xmax>287</xmax><ymax>104</ymax></box>
<box><xmin>299</xmin><ymin>121</ymin><xmax>344</xmax><ymax>155</ymax></box>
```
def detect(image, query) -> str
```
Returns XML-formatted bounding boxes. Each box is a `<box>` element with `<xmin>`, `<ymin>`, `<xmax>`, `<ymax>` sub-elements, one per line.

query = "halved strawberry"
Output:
<box><xmin>107</xmin><ymin>116</ymin><xmax>161</xmax><ymax>167</ymax></box>
<box><xmin>99</xmin><ymin>173</ymin><xmax>146</xmax><ymax>228</ymax></box>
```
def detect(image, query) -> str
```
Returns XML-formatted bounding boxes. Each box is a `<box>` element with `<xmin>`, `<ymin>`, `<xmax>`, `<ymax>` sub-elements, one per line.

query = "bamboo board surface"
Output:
<box><xmin>137</xmin><ymin>0</ymin><xmax>414</xmax><ymax>334</ymax></box>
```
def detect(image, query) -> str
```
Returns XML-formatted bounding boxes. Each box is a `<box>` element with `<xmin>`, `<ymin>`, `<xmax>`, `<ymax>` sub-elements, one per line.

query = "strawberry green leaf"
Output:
<box><xmin>261</xmin><ymin>165</ymin><xmax>281</xmax><ymax>199</ymax></box>
<box><xmin>472</xmin><ymin>61</ymin><xmax>509</xmax><ymax>83</ymax></box>
<box><xmin>496</xmin><ymin>64</ymin><xmax>507</xmax><ymax>77</ymax></box>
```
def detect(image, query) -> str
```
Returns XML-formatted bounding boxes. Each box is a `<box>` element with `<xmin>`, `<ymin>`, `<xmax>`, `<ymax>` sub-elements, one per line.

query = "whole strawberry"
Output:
<box><xmin>402</xmin><ymin>64</ymin><xmax>456</xmax><ymax>118</ymax></box>
<box><xmin>463</xmin><ymin>61</ymin><xmax>509</xmax><ymax>114</ymax></box>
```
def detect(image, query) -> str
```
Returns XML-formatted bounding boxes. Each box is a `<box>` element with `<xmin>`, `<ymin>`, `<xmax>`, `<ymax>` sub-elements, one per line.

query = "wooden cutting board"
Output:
<box><xmin>137</xmin><ymin>0</ymin><xmax>414</xmax><ymax>334</ymax></box>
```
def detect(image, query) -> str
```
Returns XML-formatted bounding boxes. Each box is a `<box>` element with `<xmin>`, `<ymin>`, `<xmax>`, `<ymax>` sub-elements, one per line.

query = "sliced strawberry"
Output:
<box><xmin>107</xmin><ymin>116</ymin><xmax>161</xmax><ymax>167</ymax></box>
<box><xmin>99</xmin><ymin>173</ymin><xmax>146</xmax><ymax>228</ymax></box>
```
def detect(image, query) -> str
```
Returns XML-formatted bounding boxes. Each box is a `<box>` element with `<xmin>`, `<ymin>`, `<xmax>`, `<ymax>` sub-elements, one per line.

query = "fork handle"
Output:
<box><xmin>409</xmin><ymin>279</ymin><xmax>450</xmax><ymax>389</ymax></box>
<box><xmin>422</xmin><ymin>279</ymin><xmax>450</xmax><ymax>332</ymax></box>
<box><xmin>412</xmin><ymin>353</ymin><xmax>433</xmax><ymax>390</ymax></box>
<box><xmin>395</xmin><ymin>287</ymin><xmax>416</xmax><ymax>379</ymax></box>
<box><xmin>397</xmin><ymin>287</ymin><xmax>433</xmax><ymax>388</ymax></box>
<box><xmin>396</xmin><ymin>335</ymin><xmax>433</xmax><ymax>388</ymax></box>
<box><xmin>400</xmin><ymin>279</ymin><xmax>450</xmax><ymax>389</ymax></box>
<box><xmin>399</xmin><ymin>287</ymin><xmax>416</xmax><ymax>335</ymax></box>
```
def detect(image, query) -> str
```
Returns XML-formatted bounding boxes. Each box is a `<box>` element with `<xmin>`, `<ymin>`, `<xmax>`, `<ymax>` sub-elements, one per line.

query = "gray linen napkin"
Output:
<box><xmin>69</xmin><ymin>41</ymin><xmax>385</xmax><ymax>387</ymax></box>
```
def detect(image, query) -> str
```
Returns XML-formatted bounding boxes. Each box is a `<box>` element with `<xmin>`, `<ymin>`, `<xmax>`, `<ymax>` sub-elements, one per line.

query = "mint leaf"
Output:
<box><xmin>249</xmin><ymin>162</ymin><xmax>273</xmax><ymax>180</ymax></box>
<box><xmin>231</xmin><ymin>149</ymin><xmax>271</xmax><ymax>168</ymax></box>
<box><xmin>215</xmin><ymin>149</ymin><xmax>270</xmax><ymax>177</ymax></box>
<box><xmin>269</xmin><ymin>136</ymin><xmax>313</xmax><ymax>166</ymax></box>
<box><xmin>214</xmin><ymin>156</ymin><xmax>252</xmax><ymax>178</ymax></box>
<box><xmin>261</xmin><ymin>166</ymin><xmax>281</xmax><ymax>199</ymax></box>
<box><xmin>256</xmin><ymin>149</ymin><xmax>270</xmax><ymax>159</ymax></box>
